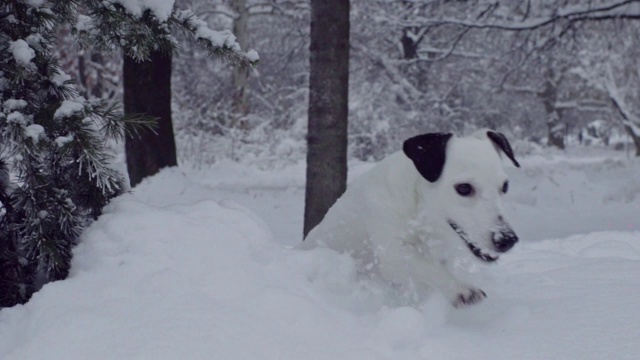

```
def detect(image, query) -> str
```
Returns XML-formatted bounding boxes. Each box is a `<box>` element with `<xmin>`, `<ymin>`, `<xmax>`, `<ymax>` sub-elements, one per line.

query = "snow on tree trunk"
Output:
<box><xmin>303</xmin><ymin>0</ymin><xmax>350</xmax><ymax>238</ymax></box>
<box><xmin>124</xmin><ymin>51</ymin><xmax>177</xmax><ymax>187</ymax></box>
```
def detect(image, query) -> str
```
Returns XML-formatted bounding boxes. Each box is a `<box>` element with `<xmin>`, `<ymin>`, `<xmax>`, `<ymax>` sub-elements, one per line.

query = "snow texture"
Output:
<box><xmin>195</xmin><ymin>28</ymin><xmax>240</xmax><ymax>51</ymax></box>
<box><xmin>0</xmin><ymin>148</ymin><xmax>639</xmax><ymax>359</ymax></box>
<box><xmin>25</xmin><ymin>124</ymin><xmax>44</xmax><ymax>143</ymax></box>
<box><xmin>53</xmin><ymin>99</ymin><xmax>85</xmax><ymax>119</ymax></box>
<box><xmin>246</xmin><ymin>49</ymin><xmax>259</xmax><ymax>62</ymax></box>
<box><xmin>55</xmin><ymin>134</ymin><xmax>74</xmax><ymax>148</ymax></box>
<box><xmin>75</xmin><ymin>15</ymin><xmax>92</xmax><ymax>32</ymax></box>
<box><xmin>26</xmin><ymin>0</ymin><xmax>46</xmax><ymax>6</ymax></box>
<box><xmin>52</xmin><ymin>72</ymin><xmax>72</xmax><ymax>87</ymax></box>
<box><xmin>115</xmin><ymin>0</ymin><xmax>175</xmax><ymax>22</ymax></box>
<box><xmin>7</xmin><ymin>111</ymin><xmax>27</xmax><ymax>125</ymax></box>
<box><xmin>3</xmin><ymin>99</ymin><xmax>27</xmax><ymax>112</ymax></box>
<box><xmin>9</xmin><ymin>39</ymin><xmax>35</xmax><ymax>68</ymax></box>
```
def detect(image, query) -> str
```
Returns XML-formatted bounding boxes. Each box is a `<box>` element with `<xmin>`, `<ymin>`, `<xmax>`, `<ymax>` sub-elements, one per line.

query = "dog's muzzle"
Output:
<box><xmin>492</xmin><ymin>230</ymin><xmax>518</xmax><ymax>253</ymax></box>
<box><xmin>449</xmin><ymin>222</ymin><xmax>499</xmax><ymax>263</ymax></box>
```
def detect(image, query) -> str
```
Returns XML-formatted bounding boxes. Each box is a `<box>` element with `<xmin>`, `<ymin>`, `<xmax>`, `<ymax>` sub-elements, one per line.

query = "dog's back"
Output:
<box><xmin>299</xmin><ymin>152</ymin><xmax>419</xmax><ymax>255</ymax></box>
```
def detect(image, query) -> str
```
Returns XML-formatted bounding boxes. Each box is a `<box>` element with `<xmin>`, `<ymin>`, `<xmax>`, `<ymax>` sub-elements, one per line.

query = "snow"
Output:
<box><xmin>26</xmin><ymin>0</ymin><xmax>46</xmax><ymax>6</ymax></box>
<box><xmin>25</xmin><ymin>124</ymin><xmax>44</xmax><ymax>143</ymax></box>
<box><xmin>52</xmin><ymin>72</ymin><xmax>72</xmax><ymax>87</ymax></box>
<box><xmin>115</xmin><ymin>0</ymin><xmax>175</xmax><ymax>22</ymax></box>
<box><xmin>1</xmin><ymin>147</ymin><xmax>639</xmax><ymax>359</ymax></box>
<box><xmin>9</xmin><ymin>39</ymin><xmax>35</xmax><ymax>68</ymax></box>
<box><xmin>75</xmin><ymin>14</ymin><xmax>92</xmax><ymax>32</ymax></box>
<box><xmin>246</xmin><ymin>49</ymin><xmax>260</xmax><ymax>62</ymax></box>
<box><xmin>195</xmin><ymin>28</ymin><xmax>241</xmax><ymax>52</ymax></box>
<box><xmin>6</xmin><ymin>111</ymin><xmax>27</xmax><ymax>125</ymax></box>
<box><xmin>53</xmin><ymin>99</ymin><xmax>85</xmax><ymax>119</ymax></box>
<box><xmin>3</xmin><ymin>99</ymin><xmax>27</xmax><ymax>112</ymax></box>
<box><xmin>55</xmin><ymin>134</ymin><xmax>74</xmax><ymax>148</ymax></box>
<box><xmin>175</xmin><ymin>10</ymin><xmax>249</xmax><ymax>55</ymax></box>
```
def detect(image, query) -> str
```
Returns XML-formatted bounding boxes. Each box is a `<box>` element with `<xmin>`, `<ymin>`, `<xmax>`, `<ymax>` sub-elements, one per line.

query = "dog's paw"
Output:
<box><xmin>452</xmin><ymin>287</ymin><xmax>486</xmax><ymax>308</ymax></box>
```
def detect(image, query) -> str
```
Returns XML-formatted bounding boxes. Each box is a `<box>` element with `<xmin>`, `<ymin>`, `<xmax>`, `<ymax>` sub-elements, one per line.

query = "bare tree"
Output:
<box><xmin>303</xmin><ymin>0</ymin><xmax>350</xmax><ymax>238</ymax></box>
<box><xmin>573</xmin><ymin>21</ymin><xmax>640</xmax><ymax>155</ymax></box>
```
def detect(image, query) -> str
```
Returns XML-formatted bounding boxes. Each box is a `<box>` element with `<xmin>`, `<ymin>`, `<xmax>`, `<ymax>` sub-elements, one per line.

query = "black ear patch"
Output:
<box><xmin>403</xmin><ymin>133</ymin><xmax>453</xmax><ymax>182</ymax></box>
<box><xmin>487</xmin><ymin>131</ymin><xmax>520</xmax><ymax>168</ymax></box>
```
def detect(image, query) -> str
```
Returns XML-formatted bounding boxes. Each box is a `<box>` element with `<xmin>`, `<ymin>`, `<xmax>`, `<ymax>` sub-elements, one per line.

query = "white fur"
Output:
<box><xmin>298</xmin><ymin>130</ymin><xmax>517</xmax><ymax>307</ymax></box>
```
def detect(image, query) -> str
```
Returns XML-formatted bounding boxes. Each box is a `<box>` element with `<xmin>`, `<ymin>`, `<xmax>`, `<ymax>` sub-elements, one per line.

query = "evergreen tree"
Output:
<box><xmin>0</xmin><ymin>0</ymin><xmax>257</xmax><ymax>308</ymax></box>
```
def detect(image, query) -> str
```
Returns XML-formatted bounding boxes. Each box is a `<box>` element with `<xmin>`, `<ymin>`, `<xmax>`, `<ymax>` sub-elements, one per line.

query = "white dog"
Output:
<box><xmin>299</xmin><ymin>129</ymin><xmax>520</xmax><ymax>307</ymax></box>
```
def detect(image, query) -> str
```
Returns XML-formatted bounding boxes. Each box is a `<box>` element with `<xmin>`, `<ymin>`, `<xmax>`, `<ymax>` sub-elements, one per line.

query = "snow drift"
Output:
<box><xmin>1</xmin><ymin>150</ymin><xmax>640</xmax><ymax>359</ymax></box>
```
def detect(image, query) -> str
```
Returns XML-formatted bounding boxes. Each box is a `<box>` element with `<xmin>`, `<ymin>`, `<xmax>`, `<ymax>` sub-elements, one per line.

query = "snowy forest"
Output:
<box><xmin>1</xmin><ymin>1</ymin><xmax>640</xmax><ymax>359</ymax></box>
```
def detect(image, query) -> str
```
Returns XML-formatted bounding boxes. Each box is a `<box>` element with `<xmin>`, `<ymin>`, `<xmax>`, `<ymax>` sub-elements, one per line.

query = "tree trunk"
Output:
<box><xmin>623</xmin><ymin>125</ymin><xmax>640</xmax><ymax>156</ymax></box>
<box><xmin>401</xmin><ymin>28</ymin><xmax>418</xmax><ymax>59</ymax></box>
<box><xmin>546</xmin><ymin>110</ymin><xmax>565</xmax><ymax>150</ymax></box>
<box><xmin>123</xmin><ymin>51</ymin><xmax>177</xmax><ymax>187</ymax></box>
<box><xmin>303</xmin><ymin>0</ymin><xmax>350</xmax><ymax>238</ymax></box>
<box><xmin>231</xmin><ymin>0</ymin><xmax>250</xmax><ymax>128</ymax></box>
<box><xmin>540</xmin><ymin>67</ymin><xmax>565</xmax><ymax>149</ymax></box>
<box><xmin>610</xmin><ymin>94</ymin><xmax>640</xmax><ymax>156</ymax></box>
<box><xmin>89</xmin><ymin>52</ymin><xmax>105</xmax><ymax>99</ymax></box>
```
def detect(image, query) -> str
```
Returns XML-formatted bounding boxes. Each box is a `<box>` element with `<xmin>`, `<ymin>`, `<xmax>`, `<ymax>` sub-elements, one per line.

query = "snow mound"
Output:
<box><xmin>1</xmin><ymin>167</ymin><xmax>639</xmax><ymax>359</ymax></box>
<box><xmin>0</xmin><ymin>170</ymin><xmax>401</xmax><ymax>359</ymax></box>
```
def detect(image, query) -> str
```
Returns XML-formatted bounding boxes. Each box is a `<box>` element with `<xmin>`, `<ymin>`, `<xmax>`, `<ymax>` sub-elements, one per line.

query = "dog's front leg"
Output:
<box><xmin>376</xmin><ymin>240</ymin><xmax>486</xmax><ymax>308</ymax></box>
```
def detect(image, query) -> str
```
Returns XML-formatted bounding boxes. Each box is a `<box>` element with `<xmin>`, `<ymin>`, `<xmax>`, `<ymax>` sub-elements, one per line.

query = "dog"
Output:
<box><xmin>299</xmin><ymin>129</ymin><xmax>520</xmax><ymax>307</ymax></box>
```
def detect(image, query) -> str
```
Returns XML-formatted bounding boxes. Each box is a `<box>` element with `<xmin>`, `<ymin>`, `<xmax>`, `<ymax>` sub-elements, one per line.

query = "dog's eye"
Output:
<box><xmin>455</xmin><ymin>183</ymin><xmax>474</xmax><ymax>197</ymax></box>
<box><xmin>501</xmin><ymin>181</ymin><xmax>509</xmax><ymax>194</ymax></box>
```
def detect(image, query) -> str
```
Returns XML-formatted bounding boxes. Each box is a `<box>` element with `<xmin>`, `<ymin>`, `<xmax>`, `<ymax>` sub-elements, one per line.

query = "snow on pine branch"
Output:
<box><xmin>114</xmin><ymin>0</ymin><xmax>175</xmax><ymax>22</ymax></box>
<box><xmin>76</xmin><ymin>1</ymin><xmax>258</xmax><ymax>66</ymax></box>
<box><xmin>9</xmin><ymin>40</ymin><xmax>36</xmax><ymax>68</ymax></box>
<box><xmin>172</xmin><ymin>9</ymin><xmax>259</xmax><ymax>66</ymax></box>
<box><xmin>54</xmin><ymin>98</ymin><xmax>86</xmax><ymax>120</ymax></box>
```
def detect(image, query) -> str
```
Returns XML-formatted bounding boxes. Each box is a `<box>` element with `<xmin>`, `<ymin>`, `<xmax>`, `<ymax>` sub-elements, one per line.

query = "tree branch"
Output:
<box><xmin>412</xmin><ymin>0</ymin><xmax>640</xmax><ymax>31</ymax></box>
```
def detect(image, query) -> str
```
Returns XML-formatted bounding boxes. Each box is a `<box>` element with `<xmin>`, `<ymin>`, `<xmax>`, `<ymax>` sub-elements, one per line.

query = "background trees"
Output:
<box><xmin>168</xmin><ymin>0</ymin><xmax>640</xmax><ymax>240</ymax></box>
<box><xmin>354</xmin><ymin>0</ymin><xmax>640</xmax><ymax>153</ymax></box>
<box><xmin>48</xmin><ymin>1</ymin><xmax>639</xmax><ymax>168</ymax></box>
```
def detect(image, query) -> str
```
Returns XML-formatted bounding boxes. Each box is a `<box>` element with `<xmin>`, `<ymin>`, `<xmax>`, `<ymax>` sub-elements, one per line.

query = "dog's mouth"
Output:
<box><xmin>449</xmin><ymin>222</ymin><xmax>499</xmax><ymax>263</ymax></box>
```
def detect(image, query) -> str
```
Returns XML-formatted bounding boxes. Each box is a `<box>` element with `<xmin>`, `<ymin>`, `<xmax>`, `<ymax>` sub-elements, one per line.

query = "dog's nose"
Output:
<box><xmin>492</xmin><ymin>232</ymin><xmax>518</xmax><ymax>252</ymax></box>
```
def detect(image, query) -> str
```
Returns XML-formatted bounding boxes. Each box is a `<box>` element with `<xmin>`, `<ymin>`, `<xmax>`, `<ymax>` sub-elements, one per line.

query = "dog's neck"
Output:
<box><xmin>385</xmin><ymin>152</ymin><xmax>423</xmax><ymax>205</ymax></box>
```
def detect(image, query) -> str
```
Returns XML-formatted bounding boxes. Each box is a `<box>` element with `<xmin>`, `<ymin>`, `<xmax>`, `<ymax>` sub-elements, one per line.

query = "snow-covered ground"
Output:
<box><xmin>1</xmin><ymin>146</ymin><xmax>639</xmax><ymax>359</ymax></box>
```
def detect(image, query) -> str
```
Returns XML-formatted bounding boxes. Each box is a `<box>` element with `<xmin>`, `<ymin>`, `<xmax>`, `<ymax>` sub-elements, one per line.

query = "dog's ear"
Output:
<box><xmin>403</xmin><ymin>133</ymin><xmax>453</xmax><ymax>182</ymax></box>
<box><xmin>487</xmin><ymin>131</ymin><xmax>520</xmax><ymax>168</ymax></box>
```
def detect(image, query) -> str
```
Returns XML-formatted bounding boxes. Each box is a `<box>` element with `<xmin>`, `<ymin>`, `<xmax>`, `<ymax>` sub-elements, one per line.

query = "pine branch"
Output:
<box><xmin>88</xmin><ymin>100</ymin><xmax>157</xmax><ymax>140</ymax></box>
<box><xmin>171</xmin><ymin>9</ymin><xmax>259</xmax><ymax>68</ymax></box>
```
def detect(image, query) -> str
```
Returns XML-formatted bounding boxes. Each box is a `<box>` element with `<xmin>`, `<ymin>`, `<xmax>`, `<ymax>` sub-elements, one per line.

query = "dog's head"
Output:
<box><xmin>403</xmin><ymin>130</ymin><xmax>520</xmax><ymax>262</ymax></box>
